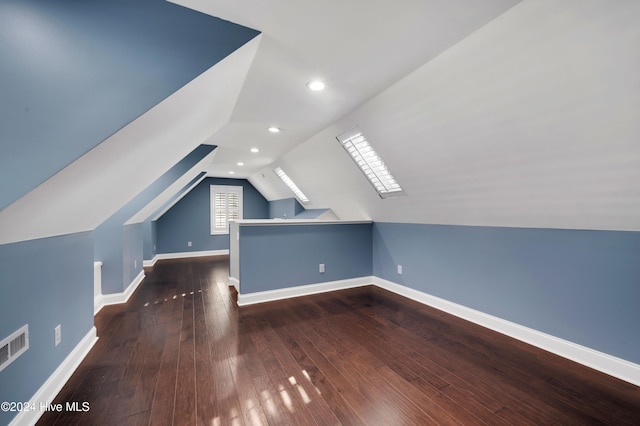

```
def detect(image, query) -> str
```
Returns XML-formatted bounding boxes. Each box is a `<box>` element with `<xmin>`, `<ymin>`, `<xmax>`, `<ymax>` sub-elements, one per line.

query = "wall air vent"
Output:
<box><xmin>0</xmin><ymin>325</ymin><xmax>29</xmax><ymax>373</ymax></box>
<box><xmin>336</xmin><ymin>127</ymin><xmax>405</xmax><ymax>198</ymax></box>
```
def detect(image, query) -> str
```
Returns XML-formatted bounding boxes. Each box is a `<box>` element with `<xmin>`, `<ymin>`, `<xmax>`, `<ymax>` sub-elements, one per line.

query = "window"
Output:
<box><xmin>210</xmin><ymin>185</ymin><xmax>243</xmax><ymax>235</ymax></box>
<box><xmin>274</xmin><ymin>167</ymin><xmax>310</xmax><ymax>204</ymax></box>
<box><xmin>336</xmin><ymin>127</ymin><xmax>404</xmax><ymax>198</ymax></box>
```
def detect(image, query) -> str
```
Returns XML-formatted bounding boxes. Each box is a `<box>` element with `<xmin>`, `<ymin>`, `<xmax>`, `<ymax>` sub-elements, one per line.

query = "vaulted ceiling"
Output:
<box><xmin>0</xmin><ymin>0</ymin><xmax>258</xmax><ymax>210</ymax></box>
<box><xmin>180</xmin><ymin>0</ymin><xmax>522</xmax><ymax>179</ymax></box>
<box><xmin>2</xmin><ymin>0</ymin><xmax>639</xmax><ymax>245</ymax></box>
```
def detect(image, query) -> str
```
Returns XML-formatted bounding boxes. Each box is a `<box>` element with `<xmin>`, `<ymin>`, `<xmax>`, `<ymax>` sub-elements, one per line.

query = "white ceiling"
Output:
<box><xmin>6</xmin><ymin>0</ymin><xmax>637</xmax><ymax>243</ymax></box>
<box><xmin>171</xmin><ymin>0</ymin><xmax>521</xmax><ymax>179</ymax></box>
<box><xmin>249</xmin><ymin>0</ymin><xmax>640</xmax><ymax>231</ymax></box>
<box><xmin>174</xmin><ymin>0</ymin><xmax>640</xmax><ymax>232</ymax></box>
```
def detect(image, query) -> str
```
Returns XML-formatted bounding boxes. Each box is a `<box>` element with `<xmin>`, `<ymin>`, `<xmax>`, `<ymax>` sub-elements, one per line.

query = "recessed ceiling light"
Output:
<box><xmin>250</xmin><ymin>148</ymin><xmax>259</xmax><ymax>153</ymax></box>
<box><xmin>237</xmin><ymin>162</ymin><xmax>244</xmax><ymax>166</ymax></box>
<box><xmin>307</xmin><ymin>80</ymin><xmax>325</xmax><ymax>91</ymax></box>
<box><xmin>229</xmin><ymin>171</ymin><xmax>235</xmax><ymax>175</ymax></box>
<box><xmin>268</xmin><ymin>126</ymin><xmax>281</xmax><ymax>133</ymax></box>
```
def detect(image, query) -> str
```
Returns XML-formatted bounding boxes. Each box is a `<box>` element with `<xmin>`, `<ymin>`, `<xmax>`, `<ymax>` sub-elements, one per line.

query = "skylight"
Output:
<box><xmin>274</xmin><ymin>167</ymin><xmax>310</xmax><ymax>204</ymax></box>
<box><xmin>336</xmin><ymin>128</ymin><xmax>404</xmax><ymax>198</ymax></box>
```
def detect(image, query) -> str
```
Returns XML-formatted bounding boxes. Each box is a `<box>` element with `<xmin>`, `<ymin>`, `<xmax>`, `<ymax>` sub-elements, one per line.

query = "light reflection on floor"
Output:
<box><xmin>140</xmin><ymin>278</ymin><xmax>326</xmax><ymax>425</ymax></box>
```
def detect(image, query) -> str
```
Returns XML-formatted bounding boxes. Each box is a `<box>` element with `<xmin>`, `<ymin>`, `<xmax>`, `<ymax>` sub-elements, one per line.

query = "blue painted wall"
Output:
<box><xmin>142</xmin><ymin>220</ymin><xmax>156</xmax><ymax>262</ymax></box>
<box><xmin>94</xmin><ymin>144</ymin><xmax>215</xmax><ymax>294</ymax></box>
<box><xmin>0</xmin><ymin>232</ymin><xmax>94</xmax><ymax>425</ymax></box>
<box><xmin>373</xmin><ymin>222</ymin><xmax>640</xmax><ymax>364</ymax></box>
<box><xmin>156</xmin><ymin>177</ymin><xmax>269</xmax><ymax>254</ymax></box>
<box><xmin>239</xmin><ymin>223</ymin><xmax>373</xmax><ymax>294</ymax></box>
<box><xmin>141</xmin><ymin>172</ymin><xmax>207</xmax><ymax>261</ymax></box>
<box><xmin>0</xmin><ymin>0</ymin><xmax>259</xmax><ymax>210</ymax></box>
<box><xmin>294</xmin><ymin>208</ymin><xmax>330</xmax><ymax>219</ymax></box>
<box><xmin>268</xmin><ymin>198</ymin><xmax>305</xmax><ymax>219</ymax></box>
<box><xmin>123</xmin><ymin>223</ymin><xmax>143</xmax><ymax>286</ymax></box>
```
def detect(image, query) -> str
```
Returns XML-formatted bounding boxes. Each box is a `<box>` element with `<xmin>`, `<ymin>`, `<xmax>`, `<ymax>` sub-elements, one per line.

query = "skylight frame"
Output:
<box><xmin>274</xmin><ymin>167</ymin><xmax>310</xmax><ymax>204</ymax></box>
<box><xmin>336</xmin><ymin>127</ymin><xmax>405</xmax><ymax>198</ymax></box>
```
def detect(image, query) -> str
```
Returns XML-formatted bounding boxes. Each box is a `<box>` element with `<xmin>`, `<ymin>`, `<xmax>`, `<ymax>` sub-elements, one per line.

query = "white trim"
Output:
<box><xmin>143</xmin><ymin>249</ymin><xmax>229</xmax><ymax>267</ymax></box>
<box><xmin>237</xmin><ymin>276</ymin><xmax>372</xmax><ymax>306</ymax></box>
<box><xmin>229</xmin><ymin>276</ymin><xmax>239</xmax><ymax>292</ymax></box>
<box><xmin>9</xmin><ymin>327</ymin><xmax>98</xmax><ymax>426</ymax></box>
<box><xmin>93</xmin><ymin>262</ymin><xmax>102</xmax><ymax>307</ymax></box>
<box><xmin>143</xmin><ymin>258</ymin><xmax>156</xmax><ymax>268</ymax></box>
<box><xmin>94</xmin><ymin>270</ymin><xmax>145</xmax><ymax>315</ymax></box>
<box><xmin>235</xmin><ymin>274</ymin><xmax>640</xmax><ymax>386</ymax></box>
<box><xmin>235</xmin><ymin>219</ymin><xmax>371</xmax><ymax>226</ymax></box>
<box><xmin>372</xmin><ymin>276</ymin><xmax>640</xmax><ymax>388</ymax></box>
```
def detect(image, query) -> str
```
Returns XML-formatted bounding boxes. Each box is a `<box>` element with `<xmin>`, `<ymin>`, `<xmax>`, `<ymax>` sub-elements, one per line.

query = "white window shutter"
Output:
<box><xmin>211</xmin><ymin>185</ymin><xmax>243</xmax><ymax>235</ymax></box>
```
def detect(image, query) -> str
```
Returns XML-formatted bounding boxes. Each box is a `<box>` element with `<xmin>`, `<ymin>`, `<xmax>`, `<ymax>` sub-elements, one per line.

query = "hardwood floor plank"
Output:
<box><xmin>305</xmin><ymin>321</ymin><xmax>441</xmax><ymax>425</ymax></box>
<box><xmin>245</xmin><ymin>314</ymin><xmax>318</xmax><ymax>425</ymax></box>
<box><xmin>172</xmin><ymin>278</ymin><xmax>197</xmax><ymax>425</ymax></box>
<box><xmin>194</xmin><ymin>276</ymin><xmax>223</xmax><ymax>425</ymax></box>
<box><xmin>147</xmin><ymin>278</ymin><xmax>186</xmax><ymax>426</ymax></box>
<box><xmin>125</xmin><ymin>284</ymin><xmax>176</xmax><ymax>423</ymax></box>
<box><xmin>39</xmin><ymin>258</ymin><xmax>640</xmax><ymax>425</ymax></box>
<box><xmin>312</xmin><ymin>317</ymin><xmax>466</xmax><ymax>425</ymax></box>
<box><xmin>277</xmin><ymin>325</ymin><xmax>368</xmax><ymax>426</ymax></box>
<box><xmin>356</xmin><ymin>287</ymin><xmax>589</xmax><ymax>424</ymax></box>
<box><xmin>256</xmin><ymin>315</ymin><xmax>342</xmax><ymax>426</ymax></box>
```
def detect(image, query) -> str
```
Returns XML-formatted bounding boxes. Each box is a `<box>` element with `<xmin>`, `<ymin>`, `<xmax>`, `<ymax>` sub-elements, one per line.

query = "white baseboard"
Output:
<box><xmin>9</xmin><ymin>327</ymin><xmax>98</xmax><ymax>426</ymax></box>
<box><xmin>94</xmin><ymin>270</ymin><xmax>145</xmax><ymax>315</ymax></box>
<box><xmin>237</xmin><ymin>276</ymin><xmax>372</xmax><ymax>306</ymax></box>
<box><xmin>143</xmin><ymin>249</ymin><xmax>229</xmax><ymax>267</ymax></box>
<box><xmin>229</xmin><ymin>276</ymin><xmax>239</xmax><ymax>292</ymax></box>
<box><xmin>236</xmin><ymin>274</ymin><xmax>640</xmax><ymax>386</ymax></box>
<box><xmin>372</xmin><ymin>276</ymin><xmax>640</xmax><ymax>388</ymax></box>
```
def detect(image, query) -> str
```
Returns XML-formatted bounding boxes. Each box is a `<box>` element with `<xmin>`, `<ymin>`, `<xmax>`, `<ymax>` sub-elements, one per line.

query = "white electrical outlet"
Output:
<box><xmin>187</xmin><ymin>241</ymin><xmax>192</xmax><ymax>247</ymax></box>
<box><xmin>54</xmin><ymin>325</ymin><xmax>61</xmax><ymax>347</ymax></box>
<box><xmin>397</xmin><ymin>265</ymin><xmax>403</xmax><ymax>275</ymax></box>
<box><xmin>319</xmin><ymin>263</ymin><xmax>325</xmax><ymax>273</ymax></box>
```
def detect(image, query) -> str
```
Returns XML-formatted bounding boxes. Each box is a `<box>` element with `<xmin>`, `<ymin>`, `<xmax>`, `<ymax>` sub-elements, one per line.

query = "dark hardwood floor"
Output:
<box><xmin>38</xmin><ymin>257</ymin><xmax>640</xmax><ymax>425</ymax></box>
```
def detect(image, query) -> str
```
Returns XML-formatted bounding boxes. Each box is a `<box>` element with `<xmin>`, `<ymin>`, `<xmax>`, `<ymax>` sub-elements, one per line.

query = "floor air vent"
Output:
<box><xmin>0</xmin><ymin>325</ymin><xmax>29</xmax><ymax>373</ymax></box>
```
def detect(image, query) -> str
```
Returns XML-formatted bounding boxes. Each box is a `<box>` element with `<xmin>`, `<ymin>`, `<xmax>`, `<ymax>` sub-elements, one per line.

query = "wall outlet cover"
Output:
<box><xmin>54</xmin><ymin>325</ymin><xmax>61</xmax><ymax>347</ymax></box>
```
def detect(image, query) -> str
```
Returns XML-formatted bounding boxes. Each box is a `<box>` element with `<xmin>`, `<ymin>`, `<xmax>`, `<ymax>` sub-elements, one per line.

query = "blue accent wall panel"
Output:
<box><xmin>239</xmin><ymin>223</ymin><xmax>373</xmax><ymax>294</ymax></box>
<box><xmin>372</xmin><ymin>222</ymin><xmax>640</xmax><ymax>364</ymax></box>
<box><xmin>295</xmin><ymin>209</ymin><xmax>329</xmax><ymax>219</ymax></box>
<box><xmin>269</xmin><ymin>198</ymin><xmax>302</xmax><ymax>219</ymax></box>
<box><xmin>156</xmin><ymin>177</ymin><xmax>269</xmax><ymax>254</ymax></box>
<box><xmin>95</xmin><ymin>144</ymin><xmax>215</xmax><ymax>294</ymax></box>
<box><xmin>0</xmin><ymin>232</ymin><xmax>94</xmax><ymax>425</ymax></box>
<box><xmin>0</xmin><ymin>0</ymin><xmax>259</xmax><ymax>210</ymax></box>
<box><xmin>142</xmin><ymin>220</ymin><xmax>156</xmax><ymax>261</ymax></box>
<box><xmin>141</xmin><ymin>172</ymin><xmax>206</xmax><ymax>261</ymax></box>
<box><xmin>123</xmin><ymin>223</ymin><xmax>143</xmax><ymax>285</ymax></box>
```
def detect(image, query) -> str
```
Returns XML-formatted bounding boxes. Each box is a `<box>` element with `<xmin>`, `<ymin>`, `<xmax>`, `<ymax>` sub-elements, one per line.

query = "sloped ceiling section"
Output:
<box><xmin>253</xmin><ymin>1</ymin><xmax>640</xmax><ymax>231</ymax></box>
<box><xmin>0</xmin><ymin>0</ymin><xmax>259</xmax><ymax>210</ymax></box>
<box><xmin>0</xmin><ymin>35</ymin><xmax>262</xmax><ymax>245</ymax></box>
<box><xmin>172</xmin><ymin>0</ymin><xmax>521</xmax><ymax>179</ymax></box>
